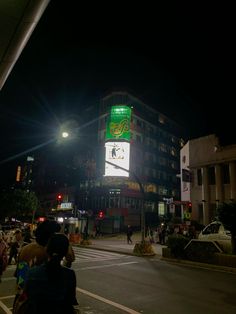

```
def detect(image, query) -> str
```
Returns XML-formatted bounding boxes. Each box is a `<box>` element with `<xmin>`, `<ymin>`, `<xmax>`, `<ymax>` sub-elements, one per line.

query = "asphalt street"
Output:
<box><xmin>1</xmin><ymin>234</ymin><xmax>236</xmax><ymax>314</ymax></box>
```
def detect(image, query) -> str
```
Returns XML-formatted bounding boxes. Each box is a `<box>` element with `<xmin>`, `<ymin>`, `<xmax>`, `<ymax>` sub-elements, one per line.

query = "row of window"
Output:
<box><xmin>89</xmin><ymin>192</ymin><xmax>179</xmax><ymax>211</ymax></box>
<box><xmin>143</xmin><ymin>152</ymin><xmax>178</xmax><ymax>167</ymax></box>
<box><xmin>197</xmin><ymin>164</ymin><xmax>230</xmax><ymax>185</ymax></box>
<box><xmin>133</xmin><ymin>165</ymin><xmax>178</xmax><ymax>182</ymax></box>
<box><xmin>99</xmin><ymin>130</ymin><xmax>179</xmax><ymax>158</ymax></box>
<box><xmin>131</xmin><ymin>132</ymin><xmax>179</xmax><ymax>153</ymax></box>
<box><xmin>131</xmin><ymin>115</ymin><xmax>179</xmax><ymax>142</ymax></box>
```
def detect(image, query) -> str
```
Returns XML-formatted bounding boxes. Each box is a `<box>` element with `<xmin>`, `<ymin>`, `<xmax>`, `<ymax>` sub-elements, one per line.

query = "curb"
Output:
<box><xmin>76</xmin><ymin>244</ymin><xmax>138</xmax><ymax>256</ymax></box>
<box><xmin>76</xmin><ymin>244</ymin><xmax>162</xmax><ymax>257</ymax></box>
<box><xmin>161</xmin><ymin>256</ymin><xmax>236</xmax><ymax>274</ymax></box>
<box><xmin>76</xmin><ymin>244</ymin><xmax>236</xmax><ymax>273</ymax></box>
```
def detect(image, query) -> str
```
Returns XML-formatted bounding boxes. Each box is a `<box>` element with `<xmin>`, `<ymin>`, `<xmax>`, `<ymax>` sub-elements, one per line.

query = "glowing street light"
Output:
<box><xmin>62</xmin><ymin>131</ymin><xmax>69</xmax><ymax>138</ymax></box>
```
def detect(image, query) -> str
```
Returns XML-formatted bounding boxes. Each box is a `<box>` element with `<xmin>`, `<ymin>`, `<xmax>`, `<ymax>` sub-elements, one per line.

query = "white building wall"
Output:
<box><xmin>181</xmin><ymin>134</ymin><xmax>236</xmax><ymax>225</ymax></box>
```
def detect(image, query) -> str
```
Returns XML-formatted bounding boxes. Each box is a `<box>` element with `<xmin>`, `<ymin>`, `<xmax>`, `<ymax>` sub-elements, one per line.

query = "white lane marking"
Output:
<box><xmin>74</xmin><ymin>248</ymin><xmax>126</xmax><ymax>258</ymax></box>
<box><xmin>73</xmin><ymin>247</ymin><xmax>129</xmax><ymax>261</ymax></box>
<box><xmin>76</xmin><ymin>287</ymin><xmax>140</xmax><ymax>314</ymax></box>
<box><xmin>0</xmin><ymin>296</ymin><xmax>15</xmax><ymax>300</ymax></box>
<box><xmin>1</xmin><ymin>277</ymin><xmax>16</xmax><ymax>282</ymax></box>
<box><xmin>74</xmin><ymin>261</ymin><xmax>138</xmax><ymax>271</ymax></box>
<box><xmin>73</xmin><ymin>247</ymin><xmax>125</xmax><ymax>255</ymax></box>
<box><xmin>74</xmin><ymin>256</ymin><xmax>131</xmax><ymax>263</ymax></box>
<box><xmin>0</xmin><ymin>300</ymin><xmax>12</xmax><ymax>314</ymax></box>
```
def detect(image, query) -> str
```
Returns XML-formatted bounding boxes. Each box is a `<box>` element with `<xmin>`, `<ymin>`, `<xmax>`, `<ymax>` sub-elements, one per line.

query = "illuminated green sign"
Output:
<box><xmin>106</xmin><ymin>105</ymin><xmax>131</xmax><ymax>140</ymax></box>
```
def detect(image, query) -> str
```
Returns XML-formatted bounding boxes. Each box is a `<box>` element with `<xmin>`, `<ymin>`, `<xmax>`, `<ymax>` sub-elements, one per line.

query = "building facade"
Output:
<box><xmin>181</xmin><ymin>134</ymin><xmax>236</xmax><ymax>226</ymax></box>
<box><xmin>77</xmin><ymin>91</ymin><xmax>184</xmax><ymax>233</ymax></box>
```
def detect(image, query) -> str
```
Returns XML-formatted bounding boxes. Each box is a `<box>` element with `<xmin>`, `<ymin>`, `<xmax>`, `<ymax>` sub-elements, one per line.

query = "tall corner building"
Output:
<box><xmin>83</xmin><ymin>91</ymin><xmax>185</xmax><ymax>233</ymax></box>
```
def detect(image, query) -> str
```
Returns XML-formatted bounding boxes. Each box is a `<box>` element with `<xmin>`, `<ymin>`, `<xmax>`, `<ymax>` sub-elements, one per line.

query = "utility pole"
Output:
<box><xmin>105</xmin><ymin>160</ymin><xmax>145</xmax><ymax>243</ymax></box>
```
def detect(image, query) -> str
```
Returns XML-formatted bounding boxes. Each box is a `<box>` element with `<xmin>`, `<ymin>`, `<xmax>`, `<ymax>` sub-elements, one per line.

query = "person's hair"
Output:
<box><xmin>46</xmin><ymin>233</ymin><xmax>69</xmax><ymax>280</ymax></box>
<box><xmin>35</xmin><ymin>220</ymin><xmax>61</xmax><ymax>246</ymax></box>
<box><xmin>14</xmin><ymin>229</ymin><xmax>21</xmax><ymax>235</ymax></box>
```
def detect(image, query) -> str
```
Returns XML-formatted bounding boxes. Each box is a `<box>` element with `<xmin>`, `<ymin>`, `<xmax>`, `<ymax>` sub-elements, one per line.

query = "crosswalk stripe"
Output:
<box><xmin>74</xmin><ymin>251</ymin><xmax>125</xmax><ymax>259</ymax></box>
<box><xmin>73</xmin><ymin>247</ymin><xmax>126</xmax><ymax>257</ymax></box>
<box><xmin>73</xmin><ymin>247</ymin><xmax>126</xmax><ymax>256</ymax></box>
<box><xmin>71</xmin><ymin>247</ymin><xmax>129</xmax><ymax>262</ymax></box>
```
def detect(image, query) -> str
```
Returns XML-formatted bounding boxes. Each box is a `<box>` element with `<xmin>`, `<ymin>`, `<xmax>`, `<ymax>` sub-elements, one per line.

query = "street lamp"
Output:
<box><xmin>62</xmin><ymin>131</ymin><xmax>69</xmax><ymax>138</ymax></box>
<box><xmin>105</xmin><ymin>160</ymin><xmax>145</xmax><ymax>243</ymax></box>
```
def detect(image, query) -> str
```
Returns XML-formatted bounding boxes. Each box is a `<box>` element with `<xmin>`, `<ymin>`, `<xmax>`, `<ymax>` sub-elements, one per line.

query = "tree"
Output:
<box><xmin>0</xmin><ymin>189</ymin><xmax>39</xmax><ymax>221</ymax></box>
<box><xmin>217</xmin><ymin>202</ymin><xmax>236</xmax><ymax>254</ymax></box>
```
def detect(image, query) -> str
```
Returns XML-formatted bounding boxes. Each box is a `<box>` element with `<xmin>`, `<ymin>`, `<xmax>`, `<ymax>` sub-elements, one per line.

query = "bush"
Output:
<box><xmin>80</xmin><ymin>239</ymin><xmax>92</xmax><ymax>246</ymax></box>
<box><xmin>190</xmin><ymin>220</ymin><xmax>205</xmax><ymax>231</ymax></box>
<box><xmin>184</xmin><ymin>240</ymin><xmax>221</xmax><ymax>263</ymax></box>
<box><xmin>133</xmin><ymin>241</ymin><xmax>155</xmax><ymax>256</ymax></box>
<box><xmin>167</xmin><ymin>234</ymin><xmax>190</xmax><ymax>258</ymax></box>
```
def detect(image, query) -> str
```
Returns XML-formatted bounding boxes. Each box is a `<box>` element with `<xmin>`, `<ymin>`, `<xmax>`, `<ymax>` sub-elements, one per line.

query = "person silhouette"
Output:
<box><xmin>23</xmin><ymin>233</ymin><xmax>78</xmax><ymax>313</ymax></box>
<box><xmin>127</xmin><ymin>225</ymin><xmax>133</xmax><ymax>244</ymax></box>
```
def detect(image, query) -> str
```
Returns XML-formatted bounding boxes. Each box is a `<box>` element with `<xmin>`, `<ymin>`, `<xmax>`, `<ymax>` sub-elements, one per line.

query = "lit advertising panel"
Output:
<box><xmin>106</xmin><ymin>105</ymin><xmax>131</xmax><ymax>141</ymax></box>
<box><xmin>104</xmin><ymin>142</ymin><xmax>130</xmax><ymax>177</ymax></box>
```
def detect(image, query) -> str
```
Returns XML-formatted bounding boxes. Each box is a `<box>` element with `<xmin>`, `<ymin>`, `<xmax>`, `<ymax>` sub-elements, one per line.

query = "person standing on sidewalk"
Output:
<box><xmin>127</xmin><ymin>225</ymin><xmax>133</xmax><ymax>244</ymax></box>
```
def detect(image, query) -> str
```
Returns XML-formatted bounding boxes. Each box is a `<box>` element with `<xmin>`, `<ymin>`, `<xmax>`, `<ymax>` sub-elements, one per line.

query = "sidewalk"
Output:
<box><xmin>79</xmin><ymin>233</ymin><xmax>236</xmax><ymax>274</ymax></box>
<box><xmin>81</xmin><ymin>232</ymin><xmax>166</xmax><ymax>256</ymax></box>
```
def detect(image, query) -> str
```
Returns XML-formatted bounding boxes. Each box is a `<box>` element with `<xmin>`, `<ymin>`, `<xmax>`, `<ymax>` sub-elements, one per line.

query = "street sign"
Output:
<box><xmin>163</xmin><ymin>197</ymin><xmax>173</xmax><ymax>204</ymax></box>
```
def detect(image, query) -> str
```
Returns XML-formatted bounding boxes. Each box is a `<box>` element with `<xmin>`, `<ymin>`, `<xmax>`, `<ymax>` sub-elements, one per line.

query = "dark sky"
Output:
<box><xmin>0</xmin><ymin>1</ymin><xmax>235</xmax><ymax>183</ymax></box>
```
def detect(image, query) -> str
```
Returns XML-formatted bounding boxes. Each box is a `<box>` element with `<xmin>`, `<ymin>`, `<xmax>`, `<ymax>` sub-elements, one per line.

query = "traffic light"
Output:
<box><xmin>188</xmin><ymin>202</ymin><xmax>192</xmax><ymax>213</ymax></box>
<box><xmin>98</xmin><ymin>210</ymin><xmax>104</xmax><ymax>219</ymax></box>
<box><xmin>57</xmin><ymin>194</ymin><xmax>62</xmax><ymax>204</ymax></box>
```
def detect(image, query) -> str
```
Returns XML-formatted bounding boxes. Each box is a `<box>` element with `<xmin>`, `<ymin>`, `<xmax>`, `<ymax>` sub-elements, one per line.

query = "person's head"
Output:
<box><xmin>46</xmin><ymin>233</ymin><xmax>69</xmax><ymax>260</ymax></box>
<box><xmin>35</xmin><ymin>220</ymin><xmax>61</xmax><ymax>246</ymax></box>
<box><xmin>14</xmin><ymin>229</ymin><xmax>22</xmax><ymax>241</ymax></box>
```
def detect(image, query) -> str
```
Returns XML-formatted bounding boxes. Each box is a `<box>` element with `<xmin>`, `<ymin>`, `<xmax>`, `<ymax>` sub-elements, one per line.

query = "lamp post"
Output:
<box><xmin>105</xmin><ymin>160</ymin><xmax>145</xmax><ymax>244</ymax></box>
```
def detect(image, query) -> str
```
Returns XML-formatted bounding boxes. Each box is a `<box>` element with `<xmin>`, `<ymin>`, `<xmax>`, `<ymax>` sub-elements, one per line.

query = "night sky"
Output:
<box><xmin>0</xmin><ymin>1</ymin><xmax>235</xmax><ymax>184</ymax></box>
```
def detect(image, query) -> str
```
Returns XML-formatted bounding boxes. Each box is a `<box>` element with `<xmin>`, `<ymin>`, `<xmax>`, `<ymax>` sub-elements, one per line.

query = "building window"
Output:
<box><xmin>137</xmin><ymin>119</ymin><xmax>142</xmax><ymax>127</ymax></box>
<box><xmin>159</xmin><ymin>157</ymin><xmax>166</xmax><ymax>166</ymax></box>
<box><xmin>170</xmin><ymin>147</ymin><xmax>176</xmax><ymax>156</ymax></box>
<box><xmin>170</xmin><ymin>161</ymin><xmax>177</xmax><ymax>170</ymax></box>
<box><xmin>197</xmin><ymin>169</ymin><xmax>202</xmax><ymax>185</ymax></box>
<box><xmin>136</xmin><ymin>134</ymin><xmax>142</xmax><ymax>143</ymax></box>
<box><xmin>159</xmin><ymin>143</ymin><xmax>167</xmax><ymax>152</ymax></box>
<box><xmin>158</xmin><ymin>202</ymin><xmax>165</xmax><ymax>215</ymax></box>
<box><xmin>159</xmin><ymin>186</ymin><xmax>168</xmax><ymax>195</ymax></box>
<box><xmin>222</xmin><ymin>164</ymin><xmax>230</xmax><ymax>184</ymax></box>
<box><xmin>159</xmin><ymin>115</ymin><xmax>165</xmax><ymax>124</ymax></box>
<box><xmin>208</xmin><ymin>167</ymin><xmax>215</xmax><ymax>185</ymax></box>
<box><xmin>149</xmin><ymin>126</ymin><xmax>154</xmax><ymax>134</ymax></box>
<box><xmin>152</xmin><ymin>169</ymin><xmax>156</xmax><ymax>178</ymax></box>
<box><xmin>144</xmin><ymin>167</ymin><xmax>149</xmax><ymax>176</ymax></box>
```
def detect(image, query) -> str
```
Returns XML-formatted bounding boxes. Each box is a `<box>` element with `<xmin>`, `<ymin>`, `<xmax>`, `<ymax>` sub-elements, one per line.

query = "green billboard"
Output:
<box><xmin>106</xmin><ymin>105</ymin><xmax>131</xmax><ymax>141</ymax></box>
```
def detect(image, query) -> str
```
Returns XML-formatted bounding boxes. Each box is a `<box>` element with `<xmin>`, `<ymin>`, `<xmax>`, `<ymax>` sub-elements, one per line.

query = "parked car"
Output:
<box><xmin>198</xmin><ymin>221</ymin><xmax>231</xmax><ymax>252</ymax></box>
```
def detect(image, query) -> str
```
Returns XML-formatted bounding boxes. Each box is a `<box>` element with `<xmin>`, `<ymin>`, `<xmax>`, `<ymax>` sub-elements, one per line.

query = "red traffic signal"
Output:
<box><xmin>57</xmin><ymin>194</ymin><xmax>62</xmax><ymax>202</ymax></box>
<box><xmin>98</xmin><ymin>211</ymin><xmax>104</xmax><ymax>219</ymax></box>
<box><xmin>188</xmin><ymin>202</ymin><xmax>192</xmax><ymax>212</ymax></box>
